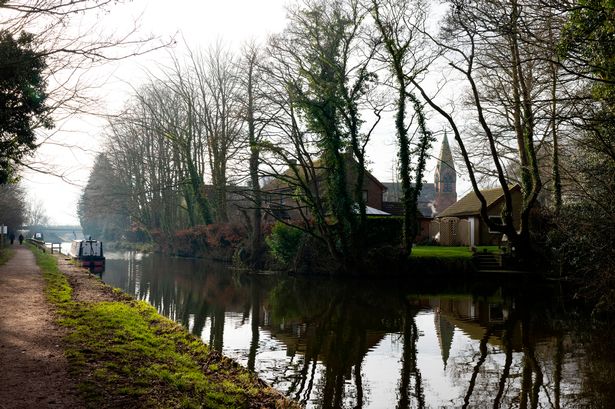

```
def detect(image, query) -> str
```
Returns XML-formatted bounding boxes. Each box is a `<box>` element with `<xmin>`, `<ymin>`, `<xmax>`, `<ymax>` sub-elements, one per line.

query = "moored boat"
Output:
<box><xmin>69</xmin><ymin>239</ymin><xmax>105</xmax><ymax>269</ymax></box>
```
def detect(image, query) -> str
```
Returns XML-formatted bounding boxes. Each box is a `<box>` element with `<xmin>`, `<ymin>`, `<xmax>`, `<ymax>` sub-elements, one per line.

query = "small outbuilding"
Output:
<box><xmin>431</xmin><ymin>185</ymin><xmax>522</xmax><ymax>246</ymax></box>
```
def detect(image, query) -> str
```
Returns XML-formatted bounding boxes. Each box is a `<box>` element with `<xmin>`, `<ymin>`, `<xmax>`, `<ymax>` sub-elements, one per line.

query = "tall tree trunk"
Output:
<box><xmin>547</xmin><ymin>9</ymin><xmax>562</xmax><ymax>215</ymax></box>
<box><xmin>372</xmin><ymin>1</ymin><xmax>434</xmax><ymax>256</ymax></box>
<box><xmin>186</xmin><ymin>155</ymin><xmax>213</xmax><ymax>225</ymax></box>
<box><xmin>246</xmin><ymin>55</ymin><xmax>263</xmax><ymax>265</ymax></box>
<box><xmin>511</xmin><ymin>0</ymin><xmax>542</xmax><ymax>254</ymax></box>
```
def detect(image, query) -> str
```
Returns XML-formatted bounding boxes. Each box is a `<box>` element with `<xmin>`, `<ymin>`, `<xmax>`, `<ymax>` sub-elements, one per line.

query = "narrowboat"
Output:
<box><xmin>69</xmin><ymin>239</ymin><xmax>105</xmax><ymax>269</ymax></box>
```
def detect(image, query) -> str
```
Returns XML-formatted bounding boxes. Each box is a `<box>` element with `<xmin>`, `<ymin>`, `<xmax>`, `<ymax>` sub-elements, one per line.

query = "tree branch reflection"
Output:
<box><xmin>493</xmin><ymin>314</ymin><xmax>515</xmax><ymax>408</ymax></box>
<box><xmin>463</xmin><ymin>326</ymin><xmax>494</xmax><ymax>409</ymax></box>
<box><xmin>397</xmin><ymin>304</ymin><xmax>424</xmax><ymax>409</ymax></box>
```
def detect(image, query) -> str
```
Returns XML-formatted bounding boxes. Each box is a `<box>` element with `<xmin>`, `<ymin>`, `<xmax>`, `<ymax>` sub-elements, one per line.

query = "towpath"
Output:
<box><xmin>0</xmin><ymin>245</ymin><xmax>83</xmax><ymax>408</ymax></box>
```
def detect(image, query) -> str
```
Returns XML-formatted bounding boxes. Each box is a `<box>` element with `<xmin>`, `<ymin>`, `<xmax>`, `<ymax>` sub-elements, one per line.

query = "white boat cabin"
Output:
<box><xmin>69</xmin><ymin>239</ymin><xmax>104</xmax><ymax>259</ymax></box>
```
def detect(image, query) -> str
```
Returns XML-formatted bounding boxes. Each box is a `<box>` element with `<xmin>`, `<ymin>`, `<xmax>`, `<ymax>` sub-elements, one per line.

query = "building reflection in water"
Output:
<box><xmin>102</xmin><ymin>252</ymin><xmax>613</xmax><ymax>409</ymax></box>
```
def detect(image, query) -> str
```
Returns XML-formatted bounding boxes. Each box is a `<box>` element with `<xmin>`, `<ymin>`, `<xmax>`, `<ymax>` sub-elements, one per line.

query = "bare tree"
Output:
<box><xmin>138</xmin><ymin>65</ymin><xmax>214</xmax><ymax>226</ymax></box>
<box><xmin>0</xmin><ymin>0</ymin><xmax>167</xmax><ymax>181</ymax></box>
<box><xmin>103</xmin><ymin>87</ymin><xmax>190</xmax><ymax>236</ymax></box>
<box><xmin>188</xmin><ymin>44</ymin><xmax>245</xmax><ymax>223</ymax></box>
<box><xmin>236</xmin><ymin>42</ymin><xmax>271</xmax><ymax>265</ymax></box>
<box><xmin>406</xmin><ymin>0</ymin><xmax>567</xmax><ymax>260</ymax></box>
<box><xmin>95</xmin><ymin>43</ymin><xmax>250</xmax><ymax>237</ymax></box>
<box><xmin>26</xmin><ymin>196</ymin><xmax>49</xmax><ymax>226</ymax></box>
<box><xmin>0</xmin><ymin>183</ymin><xmax>27</xmax><ymax>236</ymax></box>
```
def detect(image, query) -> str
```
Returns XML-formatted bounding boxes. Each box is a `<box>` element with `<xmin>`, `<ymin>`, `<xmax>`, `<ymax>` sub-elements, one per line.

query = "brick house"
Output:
<box><xmin>262</xmin><ymin>155</ymin><xmax>388</xmax><ymax>221</ymax></box>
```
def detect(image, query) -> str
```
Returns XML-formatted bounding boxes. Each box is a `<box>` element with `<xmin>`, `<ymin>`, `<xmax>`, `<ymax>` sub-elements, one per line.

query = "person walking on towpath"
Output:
<box><xmin>0</xmin><ymin>246</ymin><xmax>83</xmax><ymax>408</ymax></box>
<box><xmin>9</xmin><ymin>232</ymin><xmax>15</xmax><ymax>245</ymax></box>
<box><xmin>18</xmin><ymin>233</ymin><xmax>23</xmax><ymax>245</ymax></box>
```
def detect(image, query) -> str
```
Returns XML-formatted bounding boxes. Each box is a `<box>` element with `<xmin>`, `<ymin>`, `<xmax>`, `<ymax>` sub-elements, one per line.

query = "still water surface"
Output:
<box><xmin>96</xmin><ymin>250</ymin><xmax>613</xmax><ymax>408</ymax></box>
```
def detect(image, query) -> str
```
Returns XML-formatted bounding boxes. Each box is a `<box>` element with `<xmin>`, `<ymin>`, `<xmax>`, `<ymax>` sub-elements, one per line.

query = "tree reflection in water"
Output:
<box><xmin>102</xmin><ymin>253</ymin><xmax>615</xmax><ymax>408</ymax></box>
<box><xmin>266</xmin><ymin>278</ymin><xmax>412</xmax><ymax>408</ymax></box>
<box><xmin>447</xmin><ymin>296</ymin><xmax>574</xmax><ymax>409</ymax></box>
<box><xmin>492</xmin><ymin>311</ymin><xmax>514</xmax><ymax>408</ymax></box>
<box><xmin>462</xmin><ymin>325</ymin><xmax>494</xmax><ymax>409</ymax></box>
<box><xmin>397</xmin><ymin>304</ymin><xmax>425</xmax><ymax>409</ymax></box>
<box><xmin>247</xmin><ymin>283</ymin><xmax>260</xmax><ymax>371</ymax></box>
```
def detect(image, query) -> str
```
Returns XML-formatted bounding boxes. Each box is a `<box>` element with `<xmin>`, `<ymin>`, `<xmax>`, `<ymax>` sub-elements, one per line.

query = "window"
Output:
<box><xmin>362</xmin><ymin>190</ymin><xmax>368</xmax><ymax>202</ymax></box>
<box><xmin>488</xmin><ymin>216</ymin><xmax>503</xmax><ymax>233</ymax></box>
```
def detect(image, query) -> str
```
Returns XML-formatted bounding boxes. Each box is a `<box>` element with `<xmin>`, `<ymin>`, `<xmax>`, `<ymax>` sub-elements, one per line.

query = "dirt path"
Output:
<box><xmin>0</xmin><ymin>246</ymin><xmax>83</xmax><ymax>409</ymax></box>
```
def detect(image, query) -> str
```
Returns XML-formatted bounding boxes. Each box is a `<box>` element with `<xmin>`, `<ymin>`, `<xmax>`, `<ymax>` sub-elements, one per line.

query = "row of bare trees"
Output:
<box><xmin>84</xmin><ymin>0</ymin><xmax>430</xmax><ymax>270</ymax></box>
<box><xmin>82</xmin><ymin>0</ymin><xmax>607</xmax><ymax>270</ymax></box>
<box><xmin>90</xmin><ymin>45</ymin><xmax>244</xmax><ymax>235</ymax></box>
<box><xmin>0</xmin><ymin>182</ymin><xmax>50</xmax><ymax>239</ymax></box>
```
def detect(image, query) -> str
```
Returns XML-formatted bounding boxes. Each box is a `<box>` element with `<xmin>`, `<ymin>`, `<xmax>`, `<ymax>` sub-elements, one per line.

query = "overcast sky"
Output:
<box><xmin>23</xmin><ymin>0</ymin><xmax>469</xmax><ymax>226</ymax></box>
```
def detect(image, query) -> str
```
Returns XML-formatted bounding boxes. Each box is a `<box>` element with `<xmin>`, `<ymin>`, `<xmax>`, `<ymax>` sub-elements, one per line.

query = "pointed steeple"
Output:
<box><xmin>439</xmin><ymin>133</ymin><xmax>455</xmax><ymax>173</ymax></box>
<box><xmin>434</xmin><ymin>311</ymin><xmax>455</xmax><ymax>369</ymax></box>
<box><xmin>434</xmin><ymin>133</ymin><xmax>458</xmax><ymax>213</ymax></box>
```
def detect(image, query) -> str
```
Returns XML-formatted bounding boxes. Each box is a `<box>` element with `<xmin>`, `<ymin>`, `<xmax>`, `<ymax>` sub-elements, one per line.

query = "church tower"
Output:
<box><xmin>434</xmin><ymin>133</ymin><xmax>457</xmax><ymax>213</ymax></box>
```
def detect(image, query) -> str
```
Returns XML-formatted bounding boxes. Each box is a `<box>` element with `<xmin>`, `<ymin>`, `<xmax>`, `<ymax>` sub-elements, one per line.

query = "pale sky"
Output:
<box><xmin>23</xmin><ymin>0</ymin><xmax>470</xmax><ymax>225</ymax></box>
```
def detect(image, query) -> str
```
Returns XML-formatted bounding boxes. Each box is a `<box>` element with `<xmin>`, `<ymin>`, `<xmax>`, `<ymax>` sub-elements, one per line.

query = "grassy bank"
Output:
<box><xmin>403</xmin><ymin>246</ymin><xmax>499</xmax><ymax>275</ymax></box>
<box><xmin>0</xmin><ymin>247</ymin><xmax>14</xmax><ymax>266</ymax></box>
<box><xmin>410</xmin><ymin>245</ymin><xmax>499</xmax><ymax>259</ymax></box>
<box><xmin>32</xmin><ymin>247</ymin><xmax>296</xmax><ymax>409</ymax></box>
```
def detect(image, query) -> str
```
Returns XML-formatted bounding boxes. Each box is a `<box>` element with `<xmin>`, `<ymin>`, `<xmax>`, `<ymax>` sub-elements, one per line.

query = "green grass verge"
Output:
<box><xmin>410</xmin><ymin>245</ymin><xmax>499</xmax><ymax>259</ymax></box>
<box><xmin>0</xmin><ymin>247</ymin><xmax>14</xmax><ymax>266</ymax></box>
<box><xmin>32</xmin><ymin>245</ymin><xmax>74</xmax><ymax>306</ymax></box>
<box><xmin>32</xmin><ymin>248</ymin><xmax>294</xmax><ymax>409</ymax></box>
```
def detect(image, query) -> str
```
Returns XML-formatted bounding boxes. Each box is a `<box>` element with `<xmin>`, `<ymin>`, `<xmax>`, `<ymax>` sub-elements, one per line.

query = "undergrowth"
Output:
<box><xmin>31</xmin><ymin>247</ymin><xmax>296</xmax><ymax>409</ymax></box>
<box><xmin>0</xmin><ymin>247</ymin><xmax>14</xmax><ymax>266</ymax></box>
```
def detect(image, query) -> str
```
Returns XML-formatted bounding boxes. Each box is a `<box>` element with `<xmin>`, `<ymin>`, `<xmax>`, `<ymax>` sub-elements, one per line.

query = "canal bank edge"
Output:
<box><xmin>31</xmin><ymin>246</ymin><xmax>300</xmax><ymax>409</ymax></box>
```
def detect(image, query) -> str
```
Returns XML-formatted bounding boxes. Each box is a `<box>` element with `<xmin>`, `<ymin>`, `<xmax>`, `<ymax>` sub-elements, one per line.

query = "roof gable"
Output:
<box><xmin>437</xmin><ymin>185</ymin><xmax>520</xmax><ymax>218</ymax></box>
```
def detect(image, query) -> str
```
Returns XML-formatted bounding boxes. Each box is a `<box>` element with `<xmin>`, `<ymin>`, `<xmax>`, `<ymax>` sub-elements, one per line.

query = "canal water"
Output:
<box><xmin>95</xmin><ymin>250</ymin><xmax>612</xmax><ymax>408</ymax></box>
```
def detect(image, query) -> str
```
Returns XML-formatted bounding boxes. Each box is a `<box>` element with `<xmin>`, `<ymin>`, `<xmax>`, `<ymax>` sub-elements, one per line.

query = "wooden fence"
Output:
<box><xmin>26</xmin><ymin>239</ymin><xmax>63</xmax><ymax>254</ymax></box>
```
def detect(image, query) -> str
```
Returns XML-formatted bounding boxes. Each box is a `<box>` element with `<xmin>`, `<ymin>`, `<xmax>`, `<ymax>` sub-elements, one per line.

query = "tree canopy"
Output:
<box><xmin>0</xmin><ymin>30</ymin><xmax>51</xmax><ymax>184</ymax></box>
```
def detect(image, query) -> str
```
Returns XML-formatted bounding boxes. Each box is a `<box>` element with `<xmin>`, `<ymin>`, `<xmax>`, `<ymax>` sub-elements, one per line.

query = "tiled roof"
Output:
<box><xmin>262</xmin><ymin>155</ymin><xmax>385</xmax><ymax>192</ymax></box>
<box><xmin>382</xmin><ymin>201</ymin><xmax>404</xmax><ymax>216</ymax></box>
<box><xmin>382</xmin><ymin>182</ymin><xmax>436</xmax><ymax>203</ymax></box>
<box><xmin>437</xmin><ymin>185</ymin><xmax>519</xmax><ymax>218</ymax></box>
<box><xmin>382</xmin><ymin>182</ymin><xmax>437</xmax><ymax>217</ymax></box>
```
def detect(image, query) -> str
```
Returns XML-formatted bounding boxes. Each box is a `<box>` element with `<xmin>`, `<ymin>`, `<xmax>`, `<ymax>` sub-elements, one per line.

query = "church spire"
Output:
<box><xmin>439</xmin><ymin>132</ymin><xmax>455</xmax><ymax>174</ymax></box>
<box><xmin>434</xmin><ymin>133</ymin><xmax>457</xmax><ymax>213</ymax></box>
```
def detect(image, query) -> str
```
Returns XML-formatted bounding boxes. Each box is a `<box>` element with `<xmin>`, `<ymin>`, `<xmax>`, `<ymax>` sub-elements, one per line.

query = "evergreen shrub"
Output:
<box><xmin>265</xmin><ymin>221</ymin><xmax>305</xmax><ymax>265</ymax></box>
